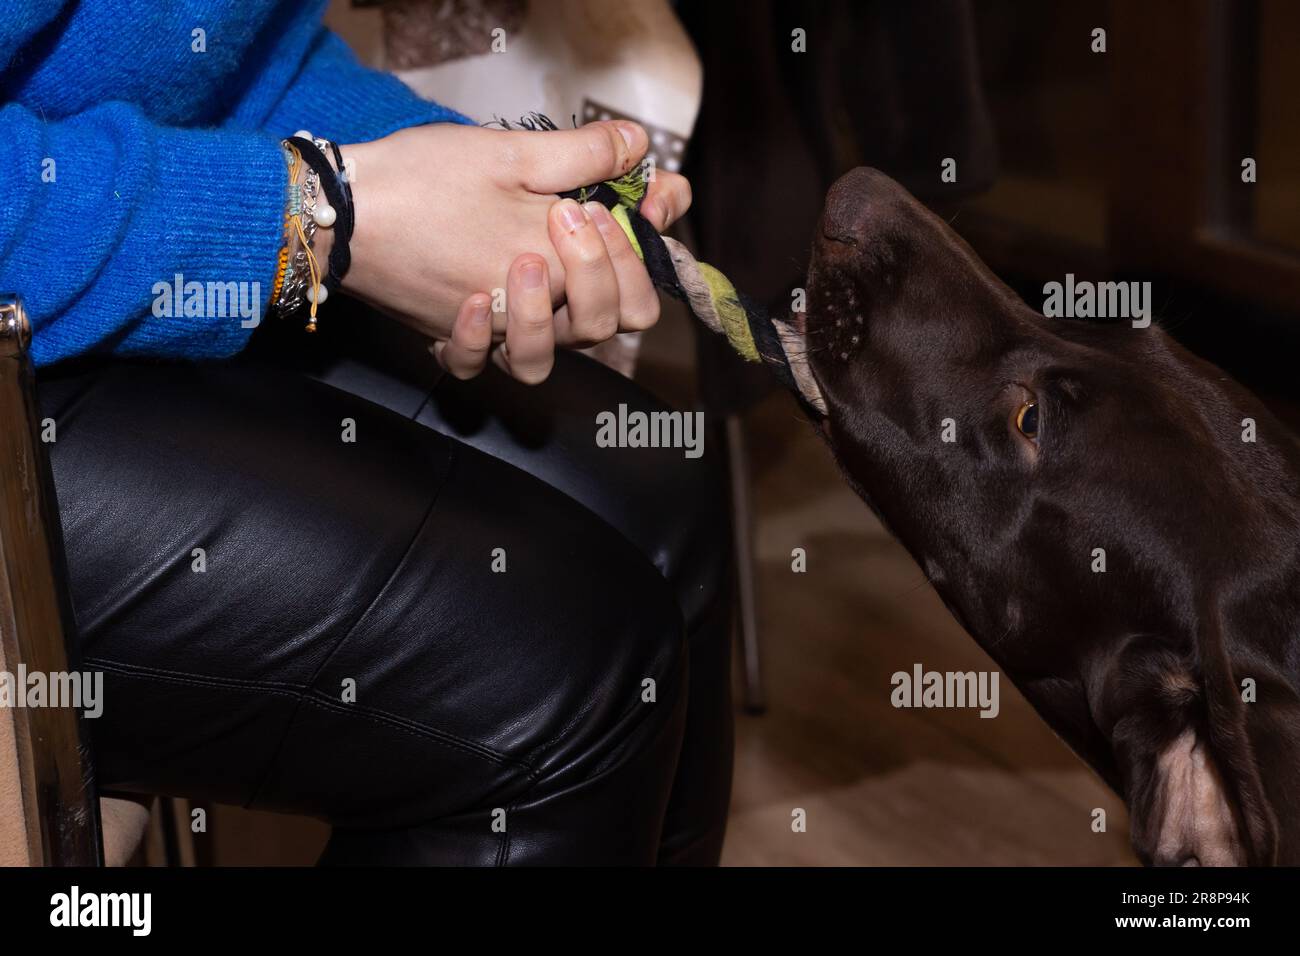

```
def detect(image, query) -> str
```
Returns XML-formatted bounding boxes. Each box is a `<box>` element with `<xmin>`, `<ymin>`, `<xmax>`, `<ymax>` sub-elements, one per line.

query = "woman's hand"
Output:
<box><xmin>434</xmin><ymin>185</ymin><xmax>688</xmax><ymax>383</ymax></box>
<box><xmin>335</xmin><ymin>120</ymin><xmax>691</xmax><ymax>382</ymax></box>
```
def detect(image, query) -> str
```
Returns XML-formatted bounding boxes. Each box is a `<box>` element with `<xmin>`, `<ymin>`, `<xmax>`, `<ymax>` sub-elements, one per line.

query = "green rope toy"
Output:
<box><xmin>567</xmin><ymin>160</ymin><xmax>827</xmax><ymax>416</ymax></box>
<box><xmin>496</xmin><ymin>114</ymin><xmax>822</xmax><ymax>416</ymax></box>
<box><xmin>578</xmin><ymin>166</ymin><xmax>760</xmax><ymax>361</ymax></box>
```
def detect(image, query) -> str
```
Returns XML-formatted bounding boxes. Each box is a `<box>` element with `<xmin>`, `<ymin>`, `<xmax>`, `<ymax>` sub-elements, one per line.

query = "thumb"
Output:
<box><xmin>504</xmin><ymin>120</ymin><xmax>648</xmax><ymax>194</ymax></box>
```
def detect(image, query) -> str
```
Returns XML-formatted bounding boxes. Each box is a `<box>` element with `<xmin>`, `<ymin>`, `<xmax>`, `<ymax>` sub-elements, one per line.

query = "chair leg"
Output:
<box><xmin>726</xmin><ymin>414</ymin><xmax>765</xmax><ymax>714</ymax></box>
<box><xmin>144</xmin><ymin>797</ymin><xmax>199</xmax><ymax>866</ymax></box>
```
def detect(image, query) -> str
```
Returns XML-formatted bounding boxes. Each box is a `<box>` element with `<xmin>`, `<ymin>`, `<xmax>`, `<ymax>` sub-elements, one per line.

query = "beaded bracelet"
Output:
<box><xmin>273</xmin><ymin>138</ymin><xmax>325</xmax><ymax>330</ymax></box>
<box><xmin>269</xmin><ymin>243</ymin><xmax>290</xmax><ymax>305</ymax></box>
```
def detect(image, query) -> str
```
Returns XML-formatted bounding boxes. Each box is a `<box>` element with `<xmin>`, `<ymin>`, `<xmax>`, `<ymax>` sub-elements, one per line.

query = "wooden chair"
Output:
<box><xmin>0</xmin><ymin>292</ymin><xmax>103</xmax><ymax>866</ymax></box>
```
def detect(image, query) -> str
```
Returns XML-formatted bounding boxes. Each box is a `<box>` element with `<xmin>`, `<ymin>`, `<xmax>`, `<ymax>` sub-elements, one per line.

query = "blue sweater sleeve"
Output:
<box><xmin>257</xmin><ymin>27</ymin><xmax>476</xmax><ymax>143</ymax></box>
<box><xmin>0</xmin><ymin>101</ymin><xmax>289</xmax><ymax>367</ymax></box>
<box><xmin>3</xmin><ymin>15</ymin><xmax>473</xmax><ymax>367</ymax></box>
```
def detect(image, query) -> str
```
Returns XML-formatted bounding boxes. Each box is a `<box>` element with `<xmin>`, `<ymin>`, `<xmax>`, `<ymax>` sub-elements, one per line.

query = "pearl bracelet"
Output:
<box><xmin>273</xmin><ymin>134</ymin><xmax>338</xmax><ymax>330</ymax></box>
<box><xmin>287</xmin><ymin>134</ymin><xmax>353</xmax><ymax>293</ymax></box>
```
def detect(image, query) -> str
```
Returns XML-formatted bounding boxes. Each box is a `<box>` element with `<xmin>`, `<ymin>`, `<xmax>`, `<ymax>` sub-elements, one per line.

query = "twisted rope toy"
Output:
<box><xmin>566</xmin><ymin>164</ymin><xmax>827</xmax><ymax>417</ymax></box>
<box><xmin>495</xmin><ymin>114</ymin><xmax>826</xmax><ymax>417</ymax></box>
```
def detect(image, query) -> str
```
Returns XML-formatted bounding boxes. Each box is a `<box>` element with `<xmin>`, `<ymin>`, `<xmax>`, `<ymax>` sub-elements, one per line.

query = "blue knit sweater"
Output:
<box><xmin>1</xmin><ymin>0</ymin><xmax>472</xmax><ymax>366</ymax></box>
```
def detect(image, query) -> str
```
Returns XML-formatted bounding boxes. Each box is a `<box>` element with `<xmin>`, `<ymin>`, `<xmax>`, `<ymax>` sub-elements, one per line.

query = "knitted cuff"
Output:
<box><xmin>0</xmin><ymin>102</ymin><xmax>289</xmax><ymax>365</ymax></box>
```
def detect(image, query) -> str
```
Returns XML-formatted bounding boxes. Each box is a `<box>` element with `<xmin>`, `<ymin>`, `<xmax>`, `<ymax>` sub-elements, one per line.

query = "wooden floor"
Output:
<box><xmin>716</xmin><ymin>388</ymin><xmax>1134</xmax><ymax>866</ymax></box>
<box><xmin>204</xmin><ymin>299</ymin><xmax>1135</xmax><ymax>866</ymax></box>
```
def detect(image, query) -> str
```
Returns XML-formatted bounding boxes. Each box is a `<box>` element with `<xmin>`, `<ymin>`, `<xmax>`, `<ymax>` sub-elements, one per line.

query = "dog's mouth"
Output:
<box><xmin>779</xmin><ymin>227</ymin><xmax>877</xmax><ymax>420</ymax></box>
<box><xmin>772</xmin><ymin>309</ymin><xmax>828</xmax><ymax>416</ymax></box>
<box><xmin>770</xmin><ymin>168</ymin><xmax>901</xmax><ymax>420</ymax></box>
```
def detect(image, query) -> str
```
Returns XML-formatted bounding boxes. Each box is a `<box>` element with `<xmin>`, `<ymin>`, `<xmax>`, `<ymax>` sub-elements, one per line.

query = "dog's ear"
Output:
<box><xmin>1095</xmin><ymin>617</ymin><xmax>1279</xmax><ymax>866</ymax></box>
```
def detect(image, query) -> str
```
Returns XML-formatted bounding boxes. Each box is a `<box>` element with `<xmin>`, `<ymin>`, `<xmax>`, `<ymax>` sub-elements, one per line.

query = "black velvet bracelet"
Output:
<box><xmin>327</xmin><ymin>139</ymin><xmax>355</xmax><ymax>244</ymax></box>
<box><xmin>288</xmin><ymin>136</ymin><xmax>353</xmax><ymax>291</ymax></box>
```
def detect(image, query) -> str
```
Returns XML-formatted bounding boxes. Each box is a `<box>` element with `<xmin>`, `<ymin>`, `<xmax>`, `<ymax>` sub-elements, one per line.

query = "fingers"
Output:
<box><xmin>499</xmin><ymin>121</ymin><xmax>649</xmax><ymax>193</ymax></box>
<box><xmin>431</xmin><ymin>293</ymin><xmax>493</xmax><ymax>379</ymax></box>
<box><xmin>582</xmin><ymin>201</ymin><xmax>659</xmax><ymax>332</ymax></box>
<box><xmin>498</xmin><ymin>255</ymin><xmax>555</xmax><ymax>384</ymax></box>
<box><xmin>639</xmin><ymin>170</ymin><xmax>692</xmax><ymax>232</ymax></box>
<box><xmin>441</xmin><ymin>179</ymin><xmax>670</xmax><ymax>381</ymax></box>
<box><xmin>547</xmin><ymin>198</ymin><xmax>621</xmax><ymax>347</ymax></box>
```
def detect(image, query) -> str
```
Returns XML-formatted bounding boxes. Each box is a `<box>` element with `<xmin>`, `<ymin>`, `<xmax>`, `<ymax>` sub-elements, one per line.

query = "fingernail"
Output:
<box><xmin>583</xmin><ymin>201</ymin><xmax>613</xmax><ymax>231</ymax></box>
<box><xmin>521</xmin><ymin>261</ymin><xmax>544</xmax><ymax>289</ymax></box>
<box><xmin>639</xmin><ymin>197</ymin><xmax>658</xmax><ymax>227</ymax></box>
<box><xmin>614</xmin><ymin>122</ymin><xmax>638</xmax><ymax>148</ymax></box>
<box><xmin>557</xmin><ymin>199</ymin><xmax>587</xmax><ymax>233</ymax></box>
<box><xmin>470</xmin><ymin>299</ymin><xmax>490</xmax><ymax>324</ymax></box>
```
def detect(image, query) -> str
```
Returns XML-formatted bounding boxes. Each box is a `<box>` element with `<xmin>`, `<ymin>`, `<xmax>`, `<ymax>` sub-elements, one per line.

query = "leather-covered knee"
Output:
<box><xmin>418</xmin><ymin>350</ymin><xmax>731</xmax><ymax>624</ymax></box>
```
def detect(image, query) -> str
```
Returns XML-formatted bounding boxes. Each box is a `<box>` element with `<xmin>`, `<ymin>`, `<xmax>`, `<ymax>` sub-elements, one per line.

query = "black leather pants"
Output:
<box><xmin>37</xmin><ymin>313</ymin><xmax>733</xmax><ymax>865</ymax></box>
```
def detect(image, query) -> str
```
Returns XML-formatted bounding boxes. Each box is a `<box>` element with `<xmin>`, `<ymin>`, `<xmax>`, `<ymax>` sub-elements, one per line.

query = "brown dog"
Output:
<box><xmin>776</xmin><ymin>167</ymin><xmax>1300</xmax><ymax>866</ymax></box>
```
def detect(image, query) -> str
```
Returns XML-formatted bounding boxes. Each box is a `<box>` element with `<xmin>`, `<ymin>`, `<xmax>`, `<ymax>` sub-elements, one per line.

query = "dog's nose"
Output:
<box><xmin>822</xmin><ymin>167</ymin><xmax>900</xmax><ymax>243</ymax></box>
<box><xmin>821</xmin><ymin>167</ymin><xmax>915</xmax><ymax>247</ymax></box>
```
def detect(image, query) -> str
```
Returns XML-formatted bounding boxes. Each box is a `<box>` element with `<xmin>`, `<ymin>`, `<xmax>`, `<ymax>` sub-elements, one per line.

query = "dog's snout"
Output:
<box><xmin>822</xmin><ymin>169</ymin><xmax>873</xmax><ymax>242</ymax></box>
<box><xmin>822</xmin><ymin>167</ymin><xmax>904</xmax><ymax>243</ymax></box>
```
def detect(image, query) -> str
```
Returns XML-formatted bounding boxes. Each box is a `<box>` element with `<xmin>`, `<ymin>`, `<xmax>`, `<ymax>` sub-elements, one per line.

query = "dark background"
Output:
<box><xmin>681</xmin><ymin>0</ymin><xmax>1300</xmax><ymax>411</ymax></box>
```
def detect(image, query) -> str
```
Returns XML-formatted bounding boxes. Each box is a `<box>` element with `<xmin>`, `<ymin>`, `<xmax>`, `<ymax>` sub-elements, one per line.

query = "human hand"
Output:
<box><xmin>336</xmin><ymin>121</ymin><xmax>691</xmax><ymax>382</ymax></box>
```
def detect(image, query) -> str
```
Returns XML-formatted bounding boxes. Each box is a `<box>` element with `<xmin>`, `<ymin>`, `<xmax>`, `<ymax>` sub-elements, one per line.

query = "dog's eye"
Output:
<box><xmin>1015</xmin><ymin>402</ymin><xmax>1039</xmax><ymax>441</ymax></box>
